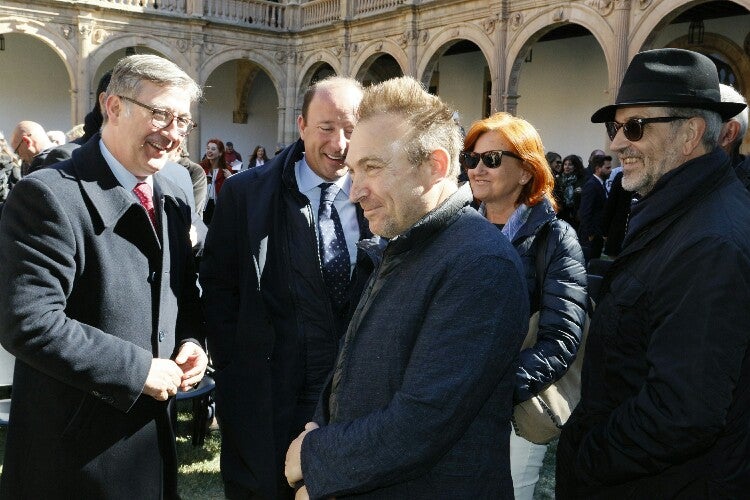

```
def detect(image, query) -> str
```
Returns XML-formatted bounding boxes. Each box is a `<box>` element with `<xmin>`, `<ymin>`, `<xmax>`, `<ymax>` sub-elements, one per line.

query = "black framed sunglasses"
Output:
<box><xmin>459</xmin><ymin>150</ymin><xmax>523</xmax><ymax>170</ymax></box>
<box><xmin>605</xmin><ymin>116</ymin><xmax>690</xmax><ymax>142</ymax></box>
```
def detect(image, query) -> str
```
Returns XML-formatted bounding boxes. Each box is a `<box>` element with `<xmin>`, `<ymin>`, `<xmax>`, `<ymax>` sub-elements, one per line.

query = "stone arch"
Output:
<box><xmin>350</xmin><ymin>39</ymin><xmax>408</xmax><ymax>81</ymax></box>
<box><xmin>198</xmin><ymin>48</ymin><xmax>283</xmax><ymax>105</ymax></box>
<box><xmin>298</xmin><ymin>51</ymin><xmax>343</xmax><ymax>81</ymax></box>
<box><xmin>0</xmin><ymin>18</ymin><xmax>77</xmax><ymax>92</ymax></box>
<box><xmin>90</xmin><ymin>34</ymin><xmax>186</xmax><ymax>80</ymax></box>
<box><xmin>632</xmin><ymin>0</ymin><xmax>750</xmax><ymax>57</ymax></box>
<box><xmin>505</xmin><ymin>5</ymin><xmax>614</xmax><ymax>105</ymax></box>
<box><xmin>418</xmin><ymin>24</ymin><xmax>495</xmax><ymax>89</ymax></box>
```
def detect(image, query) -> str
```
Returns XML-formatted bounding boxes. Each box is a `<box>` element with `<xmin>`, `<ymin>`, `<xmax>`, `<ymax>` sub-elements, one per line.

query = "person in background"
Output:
<box><xmin>464</xmin><ymin>112</ymin><xmax>587</xmax><ymax>499</ymax></box>
<box><xmin>9</xmin><ymin>120</ymin><xmax>54</xmax><ymax>175</ymax></box>
<box><xmin>719</xmin><ymin>83</ymin><xmax>749</xmax><ymax>189</ymax></box>
<box><xmin>224</xmin><ymin>141</ymin><xmax>243</xmax><ymax>171</ymax></box>
<box><xmin>577</xmin><ymin>154</ymin><xmax>611</xmax><ymax>262</ymax></box>
<box><xmin>176</xmin><ymin>142</ymin><xmax>208</xmax><ymax>217</ymax></box>
<box><xmin>246</xmin><ymin>144</ymin><xmax>270</xmax><ymax>169</ymax></box>
<box><xmin>546</xmin><ymin>151</ymin><xmax>563</xmax><ymax>176</ymax></box>
<box><xmin>200</xmin><ymin>138</ymin><xmax>233</xmax><ymax>224</ymax></box>
<box><xmin>200</xmin><ymin>76</ymin><xmax>374</xmax><ymax>499</ymax></box>
<box><xmin>0</xmin><ymin>53</ymin><xmax>208</xmax><ymax>499</ymax></box>
<box><xmin>557</xmin><ymin>47</ymin><xmax>750</xmax><ymax>498</ymax></box>
<box><xmin>553</xmin><ymin>154</ymin><xmax>586</xmax><ymax>230</ymax></box>
<box><xmin>285</xmin><ymin>76</ymin><xmax>528</xmax><ymax>500</ymax></box>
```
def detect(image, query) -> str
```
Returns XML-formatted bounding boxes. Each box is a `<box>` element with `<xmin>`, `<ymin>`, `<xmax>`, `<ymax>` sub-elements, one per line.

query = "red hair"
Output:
<box><xmin>464</xmin><ymin>112</ymin><xmax>557</xmax><ymax>211</ymax></box>
<box><xmin>200</xmin><ymin>138</ymin><xmax>229</xmax><ymax>171</ymax></box>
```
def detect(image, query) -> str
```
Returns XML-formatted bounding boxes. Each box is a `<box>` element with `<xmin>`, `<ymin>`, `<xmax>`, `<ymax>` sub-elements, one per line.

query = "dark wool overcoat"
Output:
<box><xmin>557</xmin><ymin>149</ymin><xmax>750</xmax><ymax>498</ymax></box>
<box><xmin>0</xmin><ymin>135</ymin><xmax>205</xmax><ymax>499</ymax></box>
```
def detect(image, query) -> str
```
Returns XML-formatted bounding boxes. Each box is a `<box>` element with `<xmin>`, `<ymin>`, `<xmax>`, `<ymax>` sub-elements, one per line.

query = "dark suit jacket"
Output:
<box><xmin>0</xmin><ymin>135</ymin><xmax>205</xmax><ymax>498</ymax></box>
<box><xmin>200</xmin><ymin>140</ymin><xmax>376</xmax><ymax>499</ymax></box>
<box><xmin>578</xmin><ymin>175</ymin><xmax>607</xmax><ymax>241</ymax></box>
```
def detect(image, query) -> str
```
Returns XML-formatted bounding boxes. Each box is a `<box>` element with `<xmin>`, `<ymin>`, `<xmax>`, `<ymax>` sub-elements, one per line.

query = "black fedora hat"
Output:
<box><xmin>591</xmin><ymin>48</ymin><xmax>746</xmax><ymax>123</ymax></box>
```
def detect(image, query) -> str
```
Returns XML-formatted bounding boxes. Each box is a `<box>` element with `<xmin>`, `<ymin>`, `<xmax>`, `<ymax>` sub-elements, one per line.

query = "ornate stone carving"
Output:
<box><xmin>91</xmin><ymin>28</ymin><xmax>107</xmax><ymax>45</ymax></box>
<box><xmin>78</xmin><ymin>23</ymin><xmax>92</xmax><ymax>37</ymax></box>
<box><xmin>275</xmin><ymin>50</ymin><xmax>287</xmax><ymax>64</ymax></box>
<box><xmin>587</xmin><ymin>0</ymin><xmax>614</xmax><ymax>16</ymax></box>
<box><xmin>510</xmin><ymin>12</ymin><xmax>524</xmax><ymax>30</ymax></box>
<box><xmin>176</xmin><ymin>38</ymin><xmax>189</xmax><ymax>53</ymax></box>
<box><xmin>638</xmin><ymin>0</ymin><xmax>652</xmax><ymax>9</ymax></box>
<box><xmin>60</xmin><ymin>25</ymin><xmax>73</xmax><ymax>39</ymax></box>
<box><xmin>332</xmin><ymin>46</ymin><xmax>342</xmax><ymax>57</ymax></box>
<box><xmin>552</xmin><ymin>8</ymin><xmax>566</xmax><ymax>22</ymax></box>
<box><xmin>481</xmin><ymin>18</ymin><xmax>497</xmax><ymax>35</ymax></box>
<box><xmin>204</xmin><ymin>42</ymin><xmax>216</xmax><ymax>55</ymax></box>
<box><xmin>419</xmin><ymin>30</ymin><xmax>429</xmax><ymax>45</ymax></box>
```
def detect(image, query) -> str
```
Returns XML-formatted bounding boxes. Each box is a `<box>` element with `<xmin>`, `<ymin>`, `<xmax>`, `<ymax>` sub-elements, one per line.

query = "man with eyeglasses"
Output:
<box><xmin>9</xmin><ymin>120</ymin><xmax>55</xmax><ymax>175</ymax></box>
<box><xmin>0</xmin><ymin>54</ymin><xmax>208</xmax><ymax>498</ymax></box>
<box><xmin>556</xmin><ymin>48</ymin><xmax>750</xmax><ymax>498</ymax></box>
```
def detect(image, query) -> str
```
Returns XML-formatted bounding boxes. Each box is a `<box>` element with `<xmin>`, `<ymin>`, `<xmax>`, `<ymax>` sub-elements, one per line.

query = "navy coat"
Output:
<box><xmin>577</xmin><ymin>175</ymin><xmax>607</xmax><ymax>241</ymax></box>
<box><xmin>301</xmin><ymin>186</ymin><xmax>529</xmax><ymax>499</ymax></box>
<box><xmin>0</xmin><ymin>135</ymin><xmax>204</xmax><ymax>499</ymax></box>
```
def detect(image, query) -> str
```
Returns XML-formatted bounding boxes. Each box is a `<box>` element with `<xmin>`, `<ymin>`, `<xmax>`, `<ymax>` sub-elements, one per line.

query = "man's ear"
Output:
<box><xmin>682</xmin><ymin>116</ymin><xmax>708</xmax><ymax>156</ymax></box>
<box><xmin>719</xmin><ymin>120</ymin><xmax>741</xmax><ymax>149</ymax></box>
<box><xmin>426</xmin><ymin>148</ymin><xmax>450</xmax><ymax>183</ymax></box>
<box><xmin>103</xmin><ymin>94</ymin><xmax>122</xmax><ymax>124</ymax></box>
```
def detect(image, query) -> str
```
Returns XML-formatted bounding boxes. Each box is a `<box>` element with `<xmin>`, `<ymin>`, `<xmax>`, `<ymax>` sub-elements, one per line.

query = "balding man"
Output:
<box><xmin>10</xmin><ymin>120</ymin><xmax>54</xmax><ymax>175</ymax></box>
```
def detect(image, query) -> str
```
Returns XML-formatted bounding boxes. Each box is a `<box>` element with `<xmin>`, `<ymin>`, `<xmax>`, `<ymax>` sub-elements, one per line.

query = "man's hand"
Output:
<box><xmin>295</xmin><ymin>486</ymin><xmax>310</xmax><ymax>500</ymax></box>
<box><xmin>285</xmin><ymin>422</ymin><xmax>320</xmax><ymax>487</ymax></box>
<box><xmin>174</xmin><ymin>341</ymin><xmax>209</xmax><ymax>390</ymax></box>
<box><xmin>143</xmin><ymin>358</ymin><xmax>183</xmax><ymax>401</ymax></box>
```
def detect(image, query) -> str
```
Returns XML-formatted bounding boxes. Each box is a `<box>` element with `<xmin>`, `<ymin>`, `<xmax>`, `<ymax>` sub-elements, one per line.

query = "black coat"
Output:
<box><xmin>602</xmin><ymin>171</ymin><xmax>635</xmax><ymax>257</ymax></box>
<box><xmin>577</xmin><ymin>175</ymin><xmax>607</xmax><ymax>241</ymax></box>
<box><xmin>199</xmin><ymin>140</ymin><xmax>375</xmax><ymax>499</ymax></box>
<box><xmin>0</xmin><ymin>135</ymin><xmax>204</xmax><ymax>498</ymax></box>
<box><xmin>557</xmin><ymin>149</ymin><xmax>750</xmax><ymax>498</ymax></box>
<box><xmin>507</xmin><ymin>199</ymin><xmax>587</xmax><ymax>403</ymax></box>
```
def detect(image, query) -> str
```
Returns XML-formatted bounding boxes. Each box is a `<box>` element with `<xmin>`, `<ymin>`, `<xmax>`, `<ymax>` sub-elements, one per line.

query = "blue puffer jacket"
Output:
<box><xmin>506</xmin><ymin>198</ymin><xmax>588</xmax><ymax>403</ymax></box>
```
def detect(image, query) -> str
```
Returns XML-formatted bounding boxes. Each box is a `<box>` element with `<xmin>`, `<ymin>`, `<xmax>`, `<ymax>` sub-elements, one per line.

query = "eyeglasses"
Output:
<box><xmin>605</xmin><ymin>116</ymin><xmax>690</xmax><ymax>142</ymax></box>
<box><xmin>118</xmin><ymin>95</ymin><xmax>196</xmax><ymax>136</ymax></box>
<box><xmin>459</xmin><ymin>150</ymin><xmax>522</xmax><ymax>170</ymax></box>
<box><xmin>13</xmin><ymin>135</ymin><xmax>28</xmax><ymax>156</ymax></box>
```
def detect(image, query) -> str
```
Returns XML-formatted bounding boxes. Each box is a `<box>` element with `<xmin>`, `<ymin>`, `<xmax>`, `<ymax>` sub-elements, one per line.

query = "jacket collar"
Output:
<box><xmin>509</xmin><ymin>198</ymin><xmax>557</xmax><ymax>244</ymax></box>
<box><xmin>70</xmin><ymin>133</ymin><xmax>182</xmax><ymax>229</ymax></box>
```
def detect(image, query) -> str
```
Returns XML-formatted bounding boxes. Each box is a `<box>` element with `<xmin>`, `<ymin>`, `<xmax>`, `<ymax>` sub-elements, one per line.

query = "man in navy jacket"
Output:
<box><xmin>285</xmin><ymin>77</ymin><xmax>528</xmax><ymax>499</ymax></box>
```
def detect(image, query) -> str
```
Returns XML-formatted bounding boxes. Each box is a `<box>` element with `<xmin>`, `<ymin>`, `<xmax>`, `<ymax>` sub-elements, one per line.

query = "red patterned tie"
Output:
<box><xmin>133</xmin><ymin>182</ymin><xmax>157</xmax><ymax>229</ymax></box>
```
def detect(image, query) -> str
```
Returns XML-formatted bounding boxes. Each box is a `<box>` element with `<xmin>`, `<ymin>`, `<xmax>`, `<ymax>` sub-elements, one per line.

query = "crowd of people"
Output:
<box><xmin>0</xmin><ymin>47</ymin><xmax>748</xmax><ymax>500</ymax></box>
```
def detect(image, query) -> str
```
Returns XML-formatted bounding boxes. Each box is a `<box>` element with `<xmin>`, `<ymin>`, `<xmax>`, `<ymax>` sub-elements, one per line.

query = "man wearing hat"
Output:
<box><xmin>556</xmin><ymin>48</ymin><xmax>750</xmax><ymax>498</ymax></box>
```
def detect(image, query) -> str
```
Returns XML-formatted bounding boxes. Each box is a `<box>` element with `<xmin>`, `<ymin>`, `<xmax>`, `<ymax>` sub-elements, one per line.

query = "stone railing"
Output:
<box><xmin>63</xmin><ymin>0</ymin><xmax>418</xmax><ymax>31</ymax></box>
<box><xmin>300</xmin><ymin>0</ymin><xmax>341</xmax><ymax>28</ymax></box>
<box><xmin>204</xmin><ymin>0</ymin><xmax>286</xmax><ymax>29</ymax></box>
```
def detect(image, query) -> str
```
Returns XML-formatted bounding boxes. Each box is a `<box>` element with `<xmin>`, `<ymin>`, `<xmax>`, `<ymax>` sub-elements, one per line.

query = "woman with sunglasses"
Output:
<box><xmin>462</xmin><ymin>112</ymin><xmax>587</xmax><ymax>500</ymax></box>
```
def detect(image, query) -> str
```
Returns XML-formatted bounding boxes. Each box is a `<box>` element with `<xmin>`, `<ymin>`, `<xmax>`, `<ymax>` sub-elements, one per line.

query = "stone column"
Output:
<box><xmin>611</xmin><ymin>0</ymin><xmax>632</xmax><ymax>100</ymax></box>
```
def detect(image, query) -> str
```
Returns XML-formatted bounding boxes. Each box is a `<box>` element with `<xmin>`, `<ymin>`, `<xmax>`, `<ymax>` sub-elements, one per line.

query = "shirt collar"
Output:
<box><xmin>99</xmin><ymin>138</ymin><xmax>153</xmax><ymax>193</ymax></box>
<box><xmin>295</xmin><ymin>154</ymin><xmax>351</xmax><ymax>197</ymax></box>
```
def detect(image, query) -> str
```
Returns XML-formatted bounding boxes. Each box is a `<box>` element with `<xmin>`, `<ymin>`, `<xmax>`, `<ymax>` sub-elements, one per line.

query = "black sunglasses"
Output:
<box><xmin>459</xmin><ymin>150</ymin><xmax>522</xmax><ymax>170</ymax></box>
<box><xmin>605</xmin><ymin>116</ymin><xmax>690</xmax><ymax>142</ymax></box>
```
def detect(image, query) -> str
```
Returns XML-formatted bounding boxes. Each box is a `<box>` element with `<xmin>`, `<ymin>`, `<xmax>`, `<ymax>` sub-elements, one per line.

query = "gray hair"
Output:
<box><xmin>104</xmin><ymin>55</ymin><xmax>201</xmax><ymax>123</ymax></box>
<box><xmin>357</xmin><ymin>76</ymin><xmax>462</xmax><ymax>179</ymax></box>
<box><xmin>668</xmin><ymin>106</ymin><xmax>722</xmax><ymax>152</ymax></box>
<box><xmin>720</xmin><ymin>84</ymin><xmax>748</xmax><ymax>149</ymax></box>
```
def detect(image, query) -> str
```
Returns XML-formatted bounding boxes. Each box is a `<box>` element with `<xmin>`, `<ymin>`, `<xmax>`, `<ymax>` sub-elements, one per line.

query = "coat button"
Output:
<box><xmin>158</xmin><ymin>330</ymin><xmax>165</xmax><ymax>342</ymax></box>
<box><xmin>148</xmin><ymin>272</ymin><xmax>157</xmax><ymax>283</ymax></box>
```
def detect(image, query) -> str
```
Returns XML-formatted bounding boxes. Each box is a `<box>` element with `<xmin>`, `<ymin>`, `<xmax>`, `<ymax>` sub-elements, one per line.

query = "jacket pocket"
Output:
<box><xmin>61</xmin><ymin>394</ymin><xmax>98</xmax><ymax>443</ymax></box>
